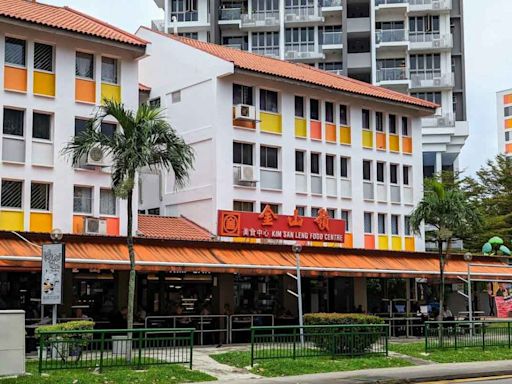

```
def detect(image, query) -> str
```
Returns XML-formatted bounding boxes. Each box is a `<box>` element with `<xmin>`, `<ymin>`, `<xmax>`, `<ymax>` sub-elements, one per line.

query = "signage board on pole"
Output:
<box><xmin>41</xmin><ymin>243</ymin><xmax>65</xmax><ymax>305</ymax></box>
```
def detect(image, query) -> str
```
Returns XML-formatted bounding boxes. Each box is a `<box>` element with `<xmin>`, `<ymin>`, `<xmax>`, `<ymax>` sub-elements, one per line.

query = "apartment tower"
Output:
<box><xmin>152</xmin><ymin>0</ymin><xmax>468</xmax><ymax>175</ymax></box>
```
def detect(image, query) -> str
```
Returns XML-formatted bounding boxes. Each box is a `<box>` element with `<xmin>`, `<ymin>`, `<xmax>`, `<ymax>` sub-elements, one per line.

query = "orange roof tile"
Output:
<box><xmin>0</xmin><ymin>0</ymin><xmax>147</xmax><ymax>48</ymax></box>
<box><xmin>141</xmin><ymin>26</ymin><xmax>437</xmax><ymax>110</ymax></box>
<box><xmin>137</xmin><ymin>215</ymin><xmax>213</xmax><ymax>241</ymax></box>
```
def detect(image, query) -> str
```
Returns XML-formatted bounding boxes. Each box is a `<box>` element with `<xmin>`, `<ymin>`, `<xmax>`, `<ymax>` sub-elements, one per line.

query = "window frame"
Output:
<box><xmin>295</xmin><ymin>95</ymin><xmax>304</xmax><ymax>118</ymax></box>
<box><xmin>233</xmin><ymin>84</ymin><xmax>254</xmax><ymax>105</ymax></box>
<box><xmin>100</xmin><ymin>188</ymin><xmax>117</xmax><ymax>216</ymax></box>
<box><xmin>390</xmin><ymin>164</ymin><xmax>399</xmax><ymax>185</ymax></box>
<box><xmin>341</xmin><ymin>210</ymin><xmax>351</xmax><ymax>232</ymax></box>
<box><xmin>325</xmin><ymin>154</ymin><xmax>335</xmax><ymax>176</ymax></box>
<box><xmin>310</xmin><ymin>98</ymin><xmax>319</xmax><ymax>121</ymax></box>
<box><xmin>388</xmin><ymin>114</ymin><xmax>397</xmax><ymax>135</ymax></box>
<box><xmin>376</xmin><ymin>161</ymin><xmax>385</xmax><ymax>183</ymax></box>
<box><xmin>233</xmin><ymin>200</ymin><xmax>254</xmax><ymax>212</ymax></box>
<box><xmin>233</xmin><ymin>142</ymin><xmax>254</xmax><ymax>166</ymax></box>
<box><xmin>260</xmin><ymin>145</ymin><xmax>279</xmax><ymax>169</ymax></box>
<box><xmin>1</xmin><ymin>179</ymin><xmax>23</xmax><ymax>210</ymax></box>
<box><xmin>73</xmin><ymin>185</ymin><xmax>93</xmax><ymax>214</ymax></box>
<box><xmin>75</xmin><ymin>51</ymin><xmax>95</xmax><ymax>80</ymax></box>
<box><xmin>363</xmin><ymin>160</ymin><xmax>372</xmax><ymax>181</ymax></box>
<box><xmin>325</xmin><ymin>101</ymin><xmax>334</xmax><ymax>123</ymax></box>
<box><xmin>30</xmin><ymin>182</ymin><xmax>51</xmax><ymax>212</ymax></box>
<box><xmin>391</xmin><ymin>214</ymin><xmax>399</xmax><ymax>235</ymax></box>
<box><xmin>259</xmin><ymin>89</ymin><xmax>279</xmax><ymax>113</ymax></box>
<box><xmin>401</xmin><ymin>116</ymin><xmax>410</xmax><ymax>136</ymax></box>
<box><xmin>3</xmin><ymin>107</ymin><xmax>25</xmax><ymax>137</ymax></box>
<box><xmin>310</xmin><ymin>152</ymin><xmax>320</xmax><ymax>175</ymax></box>
<box><xmin>375</xmin><ymin>111</ymin><xmax>384</xmax><ymax>132</ymax></box>
<box><xmin>339</xmin><ymin>105</ymin><xmax>349</xmax><ymax>126</ymax></box>
<box><xmin>340</xmin><ymin>156</ymin><xmax>349</xmax><ymax>178</ymax></box>
<box><xmin>364</xmin><ymin>212</ymin><xmax>373</xmax><ymax>234</ymax></box>
<box><xmin>5</xmin><ymin>37</ymin><xmax>26</xmax><ymax>67</ymax></box>
<box><xmin>101</xmin><ymin>56</ymin><xmax>119</xmax><ymax>84</ymax></box>
<box><xmin>378</xmin><ymin>213</ymin><xmax>386</xmax><ymax>234</ymax></box>
<box><xmin>32</xmin><ymin>111</ymin><xmax>52</xmax><ymax>141</ymax></box>
<box><xmin>362</xmin><ymin>109</ymin><xmax>371</xmax><ymax>130</ymax></box>
<box><xmin>33</xmin><ymin>42</ymin><xmax>54</xmax><ymax>73</ymax></box>
<box><xmin>295</xmin><ymin>150</ymin><xmax>305</xmax><ymax>173</ymax></box>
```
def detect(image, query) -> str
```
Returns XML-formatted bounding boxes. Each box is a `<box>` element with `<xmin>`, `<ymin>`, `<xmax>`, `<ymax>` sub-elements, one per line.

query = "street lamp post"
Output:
<box><xmin>292</xmin><ymin>244</ymin><xmax>304</xmax><ymax>342</ymax></box>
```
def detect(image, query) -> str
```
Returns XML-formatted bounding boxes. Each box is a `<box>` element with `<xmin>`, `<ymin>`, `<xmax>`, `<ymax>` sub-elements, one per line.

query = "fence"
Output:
<box><xmin>250</xmin><ymin>324</ymin><xmax>388</xmax><ymax>366</ymax></box>
<box><xmin>425</xmin><ymin>321</ymin><xmax>512</xmax><ymax>352</ymax></box>
<box><xmin>37</xmin><ymin>328</ymin><xmax>194</xmax><ymax>373</ymax></box>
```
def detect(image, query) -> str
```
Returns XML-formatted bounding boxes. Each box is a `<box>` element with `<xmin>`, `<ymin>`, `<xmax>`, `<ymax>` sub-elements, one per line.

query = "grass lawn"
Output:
<box><xmin>0</xmin><ymin>361</ymin><xmax>215</xmax><ymax>384</ymax></box>
<box><xmin>390</xmin><ymin>342</ymin><xmax>512</xmax><ymax>363</ymax></box>
<box><xmin>211</xmin><ymin>351</ymin><xmax>412</xmax><ymax>377</ymax></box>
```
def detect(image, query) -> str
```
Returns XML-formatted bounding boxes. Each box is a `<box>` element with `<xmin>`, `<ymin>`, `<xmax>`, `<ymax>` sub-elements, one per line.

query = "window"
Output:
<box><xmin>74</xmin><ymin>118</ymin><xmax>89</xmax><ymax>136</ymax></box>
<box><xmin>233</xmin><ymin>84</ymin><xmax>253</xmax><ymax>105</ymax></box>
<box><xmin>260</xmin><ymin>146</ymin><xmax>278</xmax><ymax>169</ymax></box>
<box><xmin>339</xmin><ymin>105</ymin><xmax>348</xmax><ymax>125</ymax></box>
<box><xmin>147</xmin><ymin>208</ymin><xmax>160</xmax><ymax>215</ymax></box>
<box><xmin>101</xmin><ymin>122</ymin><xmax>116</xmax><ymax>137</ymax></box>
<box><xmin>251</xmin><ymin>31</ymin><xmax>279</xmax><ymax>54</ymax></box>
<box><xmin>362</xmin><ymin>109</ymin><xmax>370</xmax><ymax>129</ymax></box>
<box><xmin>233</xmin><ymin>142</ymin><xmax>253</xmax><ymax>165</ymax></box>
<box><xmin>376</xmin><ymin>112</ymin><xmax>383</xmax><ymax>132</ymax></box>
<box><xmin>260</xmin><ymin>203</ymin><xmax>279</xmax><ymax>213</ymax></box>
<box><xmin>341</xmin><ymin>210</ymin><xmax>350</xmax><ymax>232</ymax></box>
<box><xmin>310</xmin><ymin>99</ymin><xmax>319</xmax><ymax>120</ymax></box>
<box><xmin>390</xmin><ymin>164</ymin><xmax>398</xmax><ymax>184</ymax></box>
<box><xmin>73</xmin><ymin>186</ymin><xmax>92</xmax><ymax>214</ymax></box>
<box><xmin>32</xmin><ymin>112</ymin><xmax>51</xmax><ymax>140</ymax></box>
<box><xmin>311</xmin><ymin>153</ymin><xmax>320</xmax><ymax>174</ymax></box>
<box><xmin>326</xmin><ymin>155</ymin><xmax>335</xmax><ymax>176</ymax></box>
<box><xmin>403</xmin><ymin>165</ymin><xmax>410</xmax><ymax>185</ymax></box>
<box><xmin>295</xmin><ymin>96</ymin><xmax>304</xmax><ymax>117</ymax></box>
<box><xmin>363</xmin><ymin>160</ymin><xmax>372</xmax><ymax>181</ymax></box>
<box><xmin>5</xmin><ymin>37</ymin><xmax>25</xmax><ymax>66</ymax></box>
<box><xmin>1</xmin><ymin>180</ymin><xmax>22</xmax><ymax>209</ymax></box>
<box><xmin>260</xmin><ymin>89</ymin><xmax>278</xmax><ymax>113</ymax></box>
<box><xmin>410</xmin><ymin>53</ymin><xmax>441</xmax><ymax>76</ymax></box>
<box><xmin>101</xmin><ymin>57</ymin><xmax>118</xmax><ymax>84</ymax></box>
<box><xmin>171</xmin><ymin>0</ymin><xmax>198</xmax><ymax>21</ymax></box>
<box><xmin>3</xmin><ymin>108</ymin><xmax>24</xmax><ymax>136</ymax></box>
<box><xmin>296</xmin><ymin>206</ymin><xmax>305</xmax><ymax>216</ymax></box>
<box><xmin>171</xmin><ymin>91</ymin><xmax>181</xmax><ymax>103</ymax></box>
<box><xmin>327</xmin><ymin>208</ymin><xmax>336</xmax><ymax>219</ymax></box>
<box><xmin>295</xmin><ymin>150</ymin><xmax>305</xmax><ymax>172</ymax></box>
<box><xmin>364</xmin><ymin>212</ymin><xmax>372</xmax><ymax>233</ymax></box>
<box><xmin>311</xmin><ymin>207</ymin><xmax>320</xmax><ymax>217</ymax></box>
<box><xmin>378</xmin><ymin>213</ymin><xmax>386</xmax><ymax>234</ymax></box>
<box><xmin>376</xmin><ymin>162</ymin><xmax>385</xmax><ymax>183</ymax></box>
<box><xmin>34</xmin><ymin>43</ymin><xmax>53</xmax><ymax>72</ymax></box>
<box><xmin>233</xmin><ymin>201</ymin><xmax>254</xmax><ymax>212</ymax></box>
<box><xmin>180</xmin><ymin>32</ymin><xmax>199</xmax><ymax>40</ymax></box>
<box><xmin>505</xmin><ymin>106</ymin><xmax>512</xmax><ymax>117</ymax></box>
<box><xmin>506</xmin><ymin>131</ymin><xmax>511</xmax><ymax>142</ymax></box>
<box><xmin>404</xmin><ymin>216</ymin><xmax>412</xmax><ymax>236</ymax></box>
<box><xmin>411</xmin><ymin>92</ymin><xmax>442</xmax><ymax>105</ymax></box>
<box><xmin>325</xmin><ymin>102</ymin><xmax>334</xmax><ymax>123</ymax></box>
<box><xmin>149</xmin><ymin>98</ymin><xmax>161</xmax><ymax>108</ymax></box>
<box><xmin>30</xmin><ymin>182</ymin><xmax>50</xmax><ymax>211</ymax></box>
<box><xmin>340</xmin><ymin>157</ymin><xmax>349</xmax><ymax>178</ymax></box>
<box><xmin>401</xmin><ymin>117</ymin><xmax>409</xmax><ymax>136</ymax></box>
<box><xmin>76</xmin><ymin>52</ymin><xmax>94</xmax><ymax>79</ymax></box>
<box><xmin>389</xmin><ymin>114</ymin><xmax>397</xmax><ymax>134</ymax></box>
<box><xmin>100</xmin><ymin>189</ymin><xmax>116</xmax><ymax>215</ymax></box>
<box><xmin>285</xmin><ymin>27</ymin><xmax>315</xmax><ymax>46</ymax></box>
<box><xmin>391</xmin><ymin>215</ymin><xmax>399</xmax><ymax>235</ymax></box>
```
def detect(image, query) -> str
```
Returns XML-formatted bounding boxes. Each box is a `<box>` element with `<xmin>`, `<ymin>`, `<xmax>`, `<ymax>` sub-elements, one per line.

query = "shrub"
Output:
<box><xmin>36</xmin><ymin>320</ymin><xmax>95</xmax><ymax>347</ymax></box>
<box><xmin>303</xmin><ymin>313</ymin><xmax>385</xmax><ymax>355</ymax></box>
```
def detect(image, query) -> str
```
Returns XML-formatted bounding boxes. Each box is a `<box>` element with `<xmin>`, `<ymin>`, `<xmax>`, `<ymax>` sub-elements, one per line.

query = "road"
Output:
<box><xmin>420</xmin><ymin>375</ymin><xmax>512</xmax><ymax>384</ymax></box>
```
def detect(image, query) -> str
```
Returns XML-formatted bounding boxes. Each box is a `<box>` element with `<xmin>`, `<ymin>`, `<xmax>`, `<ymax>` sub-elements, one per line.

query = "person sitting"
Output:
<box><xmin>442</xmin><ymin>305</ymin><xmax>454</xmax><ymax>321</ymax></box>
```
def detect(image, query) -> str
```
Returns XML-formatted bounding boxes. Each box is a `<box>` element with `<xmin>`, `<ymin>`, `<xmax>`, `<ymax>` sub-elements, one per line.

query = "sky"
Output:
<box><xmin>39</xmin><ymin>0</ymin><xmax>512</xmax><ymax>175</ymax></box>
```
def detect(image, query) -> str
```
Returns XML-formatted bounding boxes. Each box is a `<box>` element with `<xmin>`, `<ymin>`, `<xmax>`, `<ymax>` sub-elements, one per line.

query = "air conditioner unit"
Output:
<box><xmin>433</xmin><ymin>39</ymin><xmax>441</xmax><ymax>48</ymax></box>
<box><xmin>86</xmin><ymin>147</ymin><xmax>108</xmax><ymax>167</ymax></box>
<box><xmin>85</xmin><ymin>217</ymin><xmax>108</xmax><ymax>235</ymax></box>
<box><xmin>240</xmin><ymin>165</ymin><xmax>255</xmax><ymax>182</ymax></box>
<box><xmin>434</xmin><ymin>78</ymin><xmax>442</xmax><ymax>86</ymax></box>
<box><xmin>234</xmin><ymin>104</ymin><xmax>256</xmax><ymax>120</ymax></box>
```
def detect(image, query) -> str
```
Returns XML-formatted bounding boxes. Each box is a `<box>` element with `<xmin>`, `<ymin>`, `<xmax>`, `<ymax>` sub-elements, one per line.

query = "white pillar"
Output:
<box><xmin>435</xmin><ymin>152</ymin><xmax>443</xmax><ymax>174</ymax></box>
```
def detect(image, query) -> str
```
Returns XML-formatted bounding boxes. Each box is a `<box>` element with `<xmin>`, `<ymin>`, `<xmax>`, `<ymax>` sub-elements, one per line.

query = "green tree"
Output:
<box><xmin>64</xmin><ymin>100</ymin><xmax>194</xmax><ymax>330</ymax></box>
<box><xmin>410</xmin><ymin>178</ymin><xmax>481</xmax><ymax>319</ymax></box>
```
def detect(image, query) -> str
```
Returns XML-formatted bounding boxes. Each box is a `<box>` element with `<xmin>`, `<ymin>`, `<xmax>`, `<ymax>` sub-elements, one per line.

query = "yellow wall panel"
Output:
<box><xmin>30</xmin><ymin>212</ymin><xmax>52</xmax><ymax>232</ymax></box>
<box><xmin>391</xmin><ymin>236</ymin><xmax>402</xmax><ymax>251</ymax></box>
<box><xmin>377</xmin><ymin>235</ymin><xmax>389</xmax><ymax>250</ymax></box>
<box><xmin>295</xmin><ymin>118</ymin><xmax>307</xmax><ymax>137</ymax></box>
<box><xmin>404</xmin><ymin>237</ymin><xmax>415</xmax><ymax>251</ymax></box>
<box><xmin>260</xmin><ymin>112</ymin><xmax>282</xmax><ymax>134</ymax></box>
<box><xmin>339</xmin><ymin>126</ymin><xmax>351</xmax><ymax>145</ymax></box>
<box><xmin>33</xmin><ymin>71</ymin><xmax>55</xmax><ymax>97</ymax></box>
<box><xmin>389</xmin><ymin>134</ymin><xmax>400</xmax><ymax>152</ymax></box>
<box><xmin>4</xmin><ymin>66</ymin><xmax>27</xmax><ymax>92</ymax></box>
<box><xmin>101</xmin><ymin>83</ymin><xmax>121</xmax><ymax>103</ymax></box>
<box><xmin>0</xmin><ymin>211</ymin><xmax>24</xmax><ymax>231</ymax></box>
<box><xmin>362</xmin><ymin>130</ymin><xmax>373</xmax><ymax>148</ymax></box>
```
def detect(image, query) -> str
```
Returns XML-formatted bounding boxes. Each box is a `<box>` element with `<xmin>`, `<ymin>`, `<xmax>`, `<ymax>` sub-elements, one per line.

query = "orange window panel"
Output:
<box><xmin>72</xmin><ymin>215</ymin><xmax>85</xmax><ymax>234</ymax></box>
<box><xmin>364</xmin><ymin>234</ymin><xmax>375</xmax><ymax>249</ymax></box>
<box><xmin>4</xmin><ymin>66</ymin><xmax>27</xmax><ymax>92</ymax></box>
<box><xmin>506</xmin><ymin>143</ymin><xmax>512</xmax><ymax>154</ymax></box>
<box><xmin>105</xmin><ymin>217</ymin><xmax>120</xmax><ymax>236</ymax></box>
<box><xmin>376</xmin><ymin>132</ymin><xmax>387</xmax><ymax>150</ymax></box>
<box><xmin>504</xmin><ymin>94</ymin><xmax>512</xmax><ymax>105</ymax></box>
<box><xmin>402</xmin><ymin>136</ymin><xmax>413</xmax><ymax>154</ymax></box>
<box><xmin>310</xmin><ymin>120</ymin><xmax>322</xmax><ymax>140</ymax></box>
<box><xmin>75</xmin><ymin>78</ymin><xmax>96</xmax><ymax>103</ymax></box>
<box><xmin>404</xmin><ymin>237</ymin><xmax>415</xmax><ymax>251</ymax></box>
<box><xmin>505</xmin><ymin>119</ymin><xmax>512</xmax><ymax>129</ymax></box>
<box><xmin>344</xmin><ymin>233</ymin><xmax>353</xmax><ymax>248</ymax></box>
<box><xmin>325</xmin><ymin>123</ymin><xmax>336</xmax><ymax>142</ymax></box>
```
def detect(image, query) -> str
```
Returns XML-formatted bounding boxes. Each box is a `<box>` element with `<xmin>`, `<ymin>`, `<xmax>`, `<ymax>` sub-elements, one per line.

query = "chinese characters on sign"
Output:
<box><xmin>218</xmin><ymin>205</ymin><xmax>346</xmax><ymax>243</ymax></box>
<box><xmin>41</xmin><ymin>243</ymin><xmax>65</xmax><ymax>305</ymax></box>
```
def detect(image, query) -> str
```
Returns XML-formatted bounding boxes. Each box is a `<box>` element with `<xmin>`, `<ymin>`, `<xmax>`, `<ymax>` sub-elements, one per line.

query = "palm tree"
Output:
<box><xmin>410</xmin><ymin>178</ymin><xmax>481</xmax><ymax>321</ymax></box>
<box><xmin>64</xmin><ymin>100</ymin><xmax>194</xmax><ymax>330</ymax></box>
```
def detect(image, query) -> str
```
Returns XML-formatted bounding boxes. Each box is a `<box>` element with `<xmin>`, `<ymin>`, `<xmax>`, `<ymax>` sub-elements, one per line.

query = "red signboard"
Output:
<box><xmin>217</xmin><ymin>206</ymin><xmax>346</xmax><ymax>243</ymax></box>
<box><xmin>495</xmin><ymin>296</ymin><xmax>512</xmax><ymax>318</ymax></box>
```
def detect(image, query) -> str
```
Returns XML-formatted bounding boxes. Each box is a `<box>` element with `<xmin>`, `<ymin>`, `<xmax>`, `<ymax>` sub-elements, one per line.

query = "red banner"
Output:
<box><xmin>495</xmin><ymin>296</ymin><xmax>512</xmax><ymax>318</ymax></box>
<box><xmin>217</xmin><ymin>206</ymin><xmax>346</xmax><ymax>243</ymax></box>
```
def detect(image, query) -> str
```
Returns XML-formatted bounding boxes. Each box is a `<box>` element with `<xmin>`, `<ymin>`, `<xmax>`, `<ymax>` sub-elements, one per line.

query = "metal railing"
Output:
<box><xmin>145</xmin><ymin>315</ymin><xmax>229</xmax><ymax>346</ymax></box>
<box><xmin>252</xmin><ymin>46</ymin><xmax>280</xmax><ymax>57</ymax></box>
<box><xmin>241</xmin><ymin>11</ymin><xmax>280</xmax><ymax>26</ymax></box>
<box><xmin>231</xmin><ymin>314</ymin><xmax>274</xmax><ymax>343</ymax></box>
<box><xmin>37</xmin><ymin>328</ymin><xmax>194</xmax><ymax>373</ymax></box>
<box><xmin>376</xmin><ymin>67</ymin><xmax>408</xmax><ymax>82</ymax></box>
<box><xmin>425</xmin><ymin>321</ymin><xmax>512</xmax><ymax>352</ymax></box>
<box><xmin>322</xmin><ymin>31</ymin><xmax>343</xmax><ymax>45</ymax></box>
<box><xmin>219</xmin><ymin>7</ymin><xmax>242</xmax><ymax>20</ymax></box>
<box><xmin>376</xmin><ymin>29</ymin><xmax>406</xmax><ymax>44</ymax></box>
<box><xmin>284</xmin><ymin>6</ymin><xmax>321</xmax><ymax>20</ymax></box>
<box><xmin>375</xmin><ymin>0</ymin><xmax>407</xmax><ymax>5</ymax></box>
<box><xmin>322</xmin><ymin>0</ymin><xmax>342</xmax><ymax>7</ymax></box>
<box><xmin>250</xmin><ymin>324</ymin><xmax>388</xmax><ymax>366</ymax></box>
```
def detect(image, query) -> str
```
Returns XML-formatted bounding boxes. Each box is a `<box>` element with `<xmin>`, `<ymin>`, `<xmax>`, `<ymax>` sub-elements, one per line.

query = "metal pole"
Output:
<box><xmin>52</xmin><ymin>304</ymin><xmax>57</xmax><ymax>325</ymax></box>
<box><xmin>468</xmin><ymin>264</ymin><xmax>473</xmax><ymax>336</ymax></box>
<box><xmin>295</xmin><ymin>251</ymin><xmax>304</xmax><ymax>344</ymax></box>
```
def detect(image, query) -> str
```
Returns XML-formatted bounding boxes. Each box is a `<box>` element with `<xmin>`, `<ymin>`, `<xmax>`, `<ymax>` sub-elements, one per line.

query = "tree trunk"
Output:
<box><xmin>438</xmin><ymin>240</ymin><xmax>445</xmax><ymax>322</ymax></box>
<box><xmin>126</xmin><ymin>188</ymin><xmax>136</xmax><ymax>330</ymax></box>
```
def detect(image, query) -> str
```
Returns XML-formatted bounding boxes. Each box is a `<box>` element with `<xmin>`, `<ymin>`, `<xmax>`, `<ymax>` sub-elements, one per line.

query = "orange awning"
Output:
<box><xmin>1</xmin><ymin>235</ymin><xmax>511</xmax><ymax>279</ymax></box>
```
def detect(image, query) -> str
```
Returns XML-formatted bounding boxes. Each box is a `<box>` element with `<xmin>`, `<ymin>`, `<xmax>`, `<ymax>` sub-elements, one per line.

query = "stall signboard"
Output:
<box><xmin>41</xmin><ymin>243</ymin><xmax>65</xmax><ymax>305</ymax></box>
<box><xmin>218</xmin><ymin>206</ymin><xmax>346</xmax><ymax>243</ymax></box>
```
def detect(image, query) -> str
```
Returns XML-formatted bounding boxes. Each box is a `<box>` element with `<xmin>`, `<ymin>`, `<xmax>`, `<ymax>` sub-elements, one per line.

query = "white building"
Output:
<box><xmin>0</xmin><ymin>0</ymin><xmax>146</xmax><ymax>236</ymax></box>
<box><xmin>151</xmin><ymin>0</ymin><xmax>468</xmax><ymax>177</ymax></box>
<box><xmin>496</xmin><ymin>88</ymin><xmax>512</xmax><ymax>156</ymax></box>
<box><xmin>137</xmin><ymin>27</ymin><xmax>437</xmax><ymax>252</ymax></box>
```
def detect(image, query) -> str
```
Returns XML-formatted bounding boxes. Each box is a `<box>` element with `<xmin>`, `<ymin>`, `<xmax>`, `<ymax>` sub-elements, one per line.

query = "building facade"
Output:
<box><xmin>151</xmin><ymin>0</ymin><xmax>468</xmax><ymax>176</ymax></box>
<box><xmin>496</xmin><ymin>88</ymin><xmax>512</xmax><ymax>156</ymax></box>
<box><xmin>0</xmin><ymin>0</ymin><xmax>146</xmax><ymax>236</ymax></box>
<box><xmin>137</xmin><ymin>27</ymin><xmax>437</xmax><ymax>252</ymax></box>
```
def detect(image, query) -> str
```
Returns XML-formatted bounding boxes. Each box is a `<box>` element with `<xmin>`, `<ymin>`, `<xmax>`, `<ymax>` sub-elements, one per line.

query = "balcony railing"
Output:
<box><xmin>219</xmin><ymin>8</ymin><xmax>242</xmax><ymax>20</ymax></box>
<box><xmin>284</xmin><ymin>6</ymin><xmax>322</xmax><ymax>22</ymax></box>
<box><xmin>409</xmin><ymin>33</ymin><xmax>453</xmax><ymax>49</ymax></box>
<box><xmin>422</xmin><ymin>114</ymin><xmax>456</xmax><ymax>128</ymax></box>
<box><xmin>284</xmin><ymin>44</ymin><xmax>323</xmax><ymax>60</ymax></box>
<box><xmin>241</xmin><ymin>11</ymin><xmax>279</xmax><ymax>27</ymax></box>
<box><xmin>409</xmin><ymin>0</ymin><xmax>452</xmax><ymax>11</ymax></box>
<box><xmin>252</xmin><ymin>46</ymin><xmax>280</xmax><ymax>58</ymax></box>
<box><xmin>376</xmin><ymin>67</ymin><xmax>408</xmax><ymax>82</ymax></box>
<box><xmin>225</xmin><ymin>43</ymin><xmax>248</xmax><ymax>50</ymax></box>
<box><xmin>322</xmin><ymin>0</ymin><xmax>342</xmax><ymax>7</ymax></box>
<box><xmin>410</xmin><ymin>72</ymin><xmax>454</xmax><ymax>89</ymax></box>
<box><xmin>376</xmin><ymin>29</ymin><xmax>406</xmax><ymax>44</ymax></box>
<box><xmin>375</xmin><ymin>0</ymin><xmax>407</xmax><ymax>5</ymax></box>
<box><xmin>321</xmin><ymin>31</ymin><xmax>343</xmax><ymax>45</ymax></box>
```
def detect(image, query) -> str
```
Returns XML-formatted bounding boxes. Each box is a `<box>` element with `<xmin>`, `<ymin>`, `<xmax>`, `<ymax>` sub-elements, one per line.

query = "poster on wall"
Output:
<box><xmin>494</xmin><ymin>283</ymin><xmax>512</xmax><ymax>318</ymax></box>
<box><xmin>41</xmin><ymin>243</ymin><xmax>65</xmax><ymax>305</ymax></box>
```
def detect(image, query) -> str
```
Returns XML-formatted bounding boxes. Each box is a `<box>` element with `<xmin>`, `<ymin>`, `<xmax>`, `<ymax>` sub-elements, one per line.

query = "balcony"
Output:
<box><xmin>347</xmin><ymin>52</ymin><xmax>371</xmax><ymax>68</ymax></box>
<box><xmin>241</xmin><ymin>11</ymin><xmax>279</xmax><ymax>30</ymax></box>
<box><xmin>284</xmin><ymin>44</ymin><xmax>325</xmax><ymax>61</ymax></box>
<box><xmin>409</xmin><ymin>33</ymin><xmax>453</xmax><ymax>51</ymax></box>
<box><xmin>346</xmin><ymin>17</ymin><xmax>371</xmax><ymax>33</ymax></box>
<box><xmin>375</xmin><ymin>29</ymin><xmax>408</xmax><ymax>46</ymax></box>
<box><xmin>409</xmin><ymin>0</ymin><xmax>452</xmax><ymax>14</ymax></box>
<box><xmin>321</xmin><ymin>31</ymin><xmax>343</xmax><ymax>50</ymax></box>
<box><xmin>218</xmin><ymin>8</ymin><xmax>242</xmax><ymax>22</ymax></box>
<box><xmin>321</xmin><ymin>0</ymin><xmax>342</xmax><ymax>14</ymax></box>
<box><xmin>284</xmin><ymin>7</ymin><xmax>324</xmax><ymax>24</ymax></box>
<box><xmin>376</xmin><ymin>68</ymin><xmax>409</xmax><ymax>89</ymax></box>
<box><xmin>410</xmin><ymin>72</ymin><xmax>454</xmax><ymax>90</ymax></box>
<box><xmin>375</xmin><ymin>0</ymin><xmax>407</xmax><ymax>6</ymax></box>
<box><xmin>251</xmin><ymin>46</ymin><xmax>280</xmax><ymax>58</ymax></box>
<box><xmin>422</xmin><ymin>114</ymin><xmax>456</xmax><ymax>128</ymax></box>
<box><xmin>225</xmin><ymin>43</ymin><xmax>248</xmax><ymax>51</ymax></box>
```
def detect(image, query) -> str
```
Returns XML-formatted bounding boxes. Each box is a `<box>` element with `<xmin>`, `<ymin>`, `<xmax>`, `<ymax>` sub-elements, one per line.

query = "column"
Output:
<box><xmin>435</xmin><ymin>151</ymin><xmax>442</xmax><ymax>174</ymax></box>
<box><xmin>279</xmin><ymin>0</ymin><xmax>285</xmax><ymax>60</ymax></box>
<box><xmin>353</xmin><ymin>277</ymin><xmax>368</xmax><ymax>312</ymax></box>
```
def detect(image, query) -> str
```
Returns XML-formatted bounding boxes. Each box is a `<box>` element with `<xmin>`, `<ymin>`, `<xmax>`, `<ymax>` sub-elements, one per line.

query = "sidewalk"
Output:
<box><xmin>196</xmin><ymin>359</ymin><xmax>512</xmax><ymax>383</ymax></box>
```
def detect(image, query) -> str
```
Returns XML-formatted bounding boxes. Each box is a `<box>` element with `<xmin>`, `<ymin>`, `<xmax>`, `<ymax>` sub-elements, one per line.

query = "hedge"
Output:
<box><xmin>35</xmin><ymin>320</ymin><xmax>95</xmax><ymax>344</ymax></box>
<box><xmin>304</xmin><ymin>313</ymin><xmax>384</xmax><ymax>326</ymax></box>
